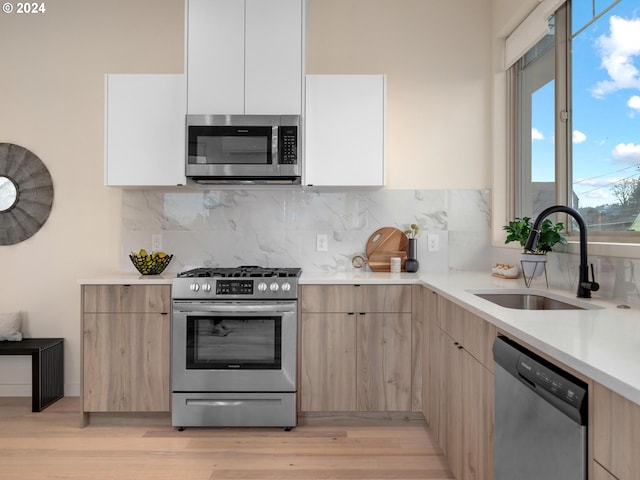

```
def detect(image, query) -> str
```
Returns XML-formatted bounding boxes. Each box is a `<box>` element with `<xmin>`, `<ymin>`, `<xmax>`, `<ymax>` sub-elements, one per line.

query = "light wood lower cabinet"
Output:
<box><xmin>81</xmin><ymin>284</ymin><xmax>171</xmax><ymax>417</ymax></box>
<box><xmin>357</xmin><ymin>313</ymin><xmax>411</xmax><ymax>411</ymax></box>
<box><xmin>461</xmin><ymin>348</ymin><xmax>494</xmax><ymax>480</ymax></box>
<box><xmin>426</xmin><ymin>292</ymin><xmax>495</xmax><ymax>480</ymax></box>
<box><xmin>594</xmin><ymin>382</ymin><xmax>640</xmax><ymax>480</ymax></box>
<box><xmin>421</xmin><ymin>288</ymin><xmax>440</xmax><ymax>430</ymax></box>
<box><xmin>439</xmin><ymin>329</ymin><xmax>463</xmax><ymax>478</ymax></box>
<box><xmin>300</xmin><ymin>311</ymin><xmax>412</xmax><ymax>412</ymax></box>
<box><xmin>299</xmin><ymin>284</ymin><xmax>413</xmax><ymax>412</ymax></box>
<box><xmin>300</xmin><ymin>313</ymin><xmax>357</xmax><ymax>411</ymax></box>
<box><xmin>421</xmin><ymin>286</ymin><xmax>640</xmax><ymax>480</ymax></box>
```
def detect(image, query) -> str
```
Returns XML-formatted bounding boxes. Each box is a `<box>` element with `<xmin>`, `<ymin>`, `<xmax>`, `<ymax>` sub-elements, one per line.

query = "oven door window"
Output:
<box><xmin>188</xmin><ymin>126</ymin><xmax>273</xmax><ymax>165</ymax></box>
<box><xmin>186</xmin><ymin>315</ymin><xmax>281</xmax><ymax>369</ymax></box>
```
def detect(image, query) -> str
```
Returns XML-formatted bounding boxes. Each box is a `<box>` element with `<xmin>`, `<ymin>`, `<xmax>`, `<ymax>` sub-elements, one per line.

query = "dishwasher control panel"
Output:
<box><xmin>516</xmin><ymin>355</ymin><xmax>586</xmax><ymax>408</ymax></box>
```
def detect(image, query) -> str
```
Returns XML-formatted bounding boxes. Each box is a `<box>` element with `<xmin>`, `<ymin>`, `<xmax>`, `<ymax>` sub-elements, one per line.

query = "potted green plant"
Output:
<box><xmin>503</xmin><ymin>216</ymin><xmax>567</xmax><ymax>277</ymax></box>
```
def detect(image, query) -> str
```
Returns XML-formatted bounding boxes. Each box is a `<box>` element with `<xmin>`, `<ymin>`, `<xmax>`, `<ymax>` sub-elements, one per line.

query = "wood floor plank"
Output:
<box><xmin>0</xmin><ymin>397</ymin><xmax>453</xmax><ymax>480</ymax></box>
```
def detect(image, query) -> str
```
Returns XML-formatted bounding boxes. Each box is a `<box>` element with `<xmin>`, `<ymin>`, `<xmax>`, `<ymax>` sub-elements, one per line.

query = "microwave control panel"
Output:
<box><xmin>279</xmin><ymin>126</ymin><xmax>298</xmax><ymax>164</ymax></box>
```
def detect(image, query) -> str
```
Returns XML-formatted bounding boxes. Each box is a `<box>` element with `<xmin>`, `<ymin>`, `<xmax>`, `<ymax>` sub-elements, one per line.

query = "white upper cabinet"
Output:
<box><xmin>186</xmin><ymin>0</ymin><xmax>245</xmax><ymax>114</ymax></box>
<box><xmin>305</xmin><ymin>74</ymin><xmax>386</xmax><ymax>187</ymax></box>
<box><xmin>105</xmin><ymin>74</ymin><xmax>187</xmax><ymax>186</ymax></box>
<box><xmin>244</xmin><ymin>0</ymin><xmax>302</xmax><ymax>114</ymax></box>
<box><xmin>187</xmin><ymin>0</ymin><xmax>304</xmax><ymax>115</ymax></box>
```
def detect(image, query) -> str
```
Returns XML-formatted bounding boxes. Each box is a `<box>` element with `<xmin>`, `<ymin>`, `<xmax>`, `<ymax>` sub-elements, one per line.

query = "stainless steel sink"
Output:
<box><xmin>467</xmin><ymin>289</ymin><xmax>603</xmax><ymax>311</ymax></box>
<box><xmin>473</xmin><ymin>293</ymin><xmax>585</xmax><ymax>310</ymax></box>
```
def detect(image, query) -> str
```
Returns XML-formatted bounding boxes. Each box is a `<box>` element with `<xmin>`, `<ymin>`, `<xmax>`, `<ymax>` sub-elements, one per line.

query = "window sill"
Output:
<box><xmin>564</xmin><ymin>240</ymin><xmax>640</xmax><ymax>260</ymax></box>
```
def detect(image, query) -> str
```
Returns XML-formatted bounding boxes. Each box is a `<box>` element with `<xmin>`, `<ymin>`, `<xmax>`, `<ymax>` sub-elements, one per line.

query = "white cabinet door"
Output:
<box><xmin>245</xmin><ymin>0</ymin><xmax>302</xmax><ymax>114</ymax></box>
<box><xmin>305</xmin><ymin>75</ymin><xmax>386</xmax><ymax>187</ymax></box>
<box><xmin>105</xmin><ymin>74</ymin><xmax>186</xmax><ymax>186</ymax></box>
<box><xmin>186</xmin><ymin>0</ymin><xmax>245</xmax><ymax>114</ymax></box>
<box><xmin>186</xmin><ymin>0</ymin><xmax>303</xmax><ymax>115</ymax></box>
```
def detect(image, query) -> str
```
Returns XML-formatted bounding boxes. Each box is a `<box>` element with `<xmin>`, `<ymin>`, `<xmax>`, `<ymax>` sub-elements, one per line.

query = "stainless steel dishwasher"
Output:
<box><xmin>493</xmin><ymin>336</ymin><xmax>588</xmax><ymax>480</ymax></box>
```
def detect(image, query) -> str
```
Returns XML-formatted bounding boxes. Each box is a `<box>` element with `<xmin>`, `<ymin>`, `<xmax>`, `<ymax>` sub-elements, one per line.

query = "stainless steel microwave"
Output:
<box><xmin>186</xmin><ymin>114</ymin><xmax>301</xmax><ymax>185</ymax></box>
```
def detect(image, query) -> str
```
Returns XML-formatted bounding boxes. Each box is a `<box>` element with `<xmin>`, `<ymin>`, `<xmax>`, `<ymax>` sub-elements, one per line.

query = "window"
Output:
<box><xmin>515</xmin><ymin>27</ymin><xmax>556</xmax><ymax>218</ymax></box>
<box><xmin>514</xmin><ymin>0</ymin><xmax>640</xmax><ymax>237</ymax></box>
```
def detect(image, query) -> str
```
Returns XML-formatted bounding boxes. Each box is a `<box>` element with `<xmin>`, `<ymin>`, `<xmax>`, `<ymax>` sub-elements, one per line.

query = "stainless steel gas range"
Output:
<box><xmin>171</xmin><ymin>266</ymin><xmax>301</xmax><ymax>430</ymax></box>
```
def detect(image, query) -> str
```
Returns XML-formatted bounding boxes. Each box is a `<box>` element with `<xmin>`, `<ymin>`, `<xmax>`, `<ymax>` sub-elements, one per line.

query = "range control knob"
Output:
<box><xmin>257</xmin><ymin>282</ymin><xmax>268</xmax><ymax>292</ymax></box>
<box><xmin>201</xmin><ymin>283</ymin><xmax>212</xmax><ymax>292</ymax></box>
<box><xmin>270</xmin><ymin>282</ymin><xmax>280</xmax><ymax>292</ymax></box>
<box><xmin>281</xmin><ymin>282</ymin><xmax>291</xmax><ymax>292</ymax></box>
<box><xmin>189</xmin><ymin>282</ymin><xmax>200</xmax><ymax>292</ymax></box>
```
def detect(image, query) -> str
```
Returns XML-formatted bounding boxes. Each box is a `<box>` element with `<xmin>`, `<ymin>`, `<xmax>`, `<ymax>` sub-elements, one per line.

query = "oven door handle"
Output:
<box><xmin>173</xmin><ymin>301</ymin><xmax>297</xmax><ymax>314</ymax></box>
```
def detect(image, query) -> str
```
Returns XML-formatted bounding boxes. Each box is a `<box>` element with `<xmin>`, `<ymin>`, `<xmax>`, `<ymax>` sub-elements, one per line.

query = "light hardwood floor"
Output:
<box><xmin>0</xmin><ymin>397</ymin><xmax>453</xmax><ymax>480</ymax></box>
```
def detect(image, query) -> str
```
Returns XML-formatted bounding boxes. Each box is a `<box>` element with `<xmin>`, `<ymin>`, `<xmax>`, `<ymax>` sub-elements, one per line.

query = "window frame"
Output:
<box><xmin>503</xmin><ymin>0</ymin><xmax>640</xmax><ymax>257</ymax></box>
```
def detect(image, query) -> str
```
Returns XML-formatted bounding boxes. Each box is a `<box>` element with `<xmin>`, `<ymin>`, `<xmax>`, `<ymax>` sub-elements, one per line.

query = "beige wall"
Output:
<box><xmin>0</xmin><ymin>0</ymin><xmax>184</xmax><ymax>394</ymax></box>
<box><xmin>307</xmin><ymin>0</ymin><xmax>492</xmax><ymax>189</ymax></box>
<box><xmin>0</xmin><ymin>0</ymin><xmax>495</xmax><ymax>394</ymax></box>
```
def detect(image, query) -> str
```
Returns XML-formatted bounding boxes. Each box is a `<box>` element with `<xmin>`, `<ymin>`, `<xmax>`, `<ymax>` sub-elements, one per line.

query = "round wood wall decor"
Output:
<box><xmin>0</xmin><ymin>143</ymin><xmax>54</xmax><ymax>245</ymax></box>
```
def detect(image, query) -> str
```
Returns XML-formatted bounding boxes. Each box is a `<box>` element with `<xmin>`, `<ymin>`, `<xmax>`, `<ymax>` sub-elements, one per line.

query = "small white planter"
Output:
<box><xmin>520</xmin><ymin>253</ymin><xmax>547</xmax><ymax>278</ymax></box>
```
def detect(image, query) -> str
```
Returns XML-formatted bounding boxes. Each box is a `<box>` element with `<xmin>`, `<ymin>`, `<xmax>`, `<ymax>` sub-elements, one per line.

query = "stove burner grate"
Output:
<box><xmin>178</xmin><ymin>266</ymin><xmax>301</xmax><ymax>279</ymax></box>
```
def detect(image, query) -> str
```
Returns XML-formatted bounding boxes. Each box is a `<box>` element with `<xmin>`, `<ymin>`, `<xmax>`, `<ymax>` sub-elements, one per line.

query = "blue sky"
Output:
<box><xmin>531</xmin><ymin>0</ymin><xmax>640</xmax><ymax>209</ymax></box>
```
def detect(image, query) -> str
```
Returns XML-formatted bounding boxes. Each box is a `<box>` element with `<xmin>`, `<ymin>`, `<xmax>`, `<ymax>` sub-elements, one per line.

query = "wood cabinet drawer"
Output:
<box><xmin>438</xmin><ymin>295</ymin><xmax>495</xmax><ymax>371</ymax></box>
<box><xmin>461</xmin><ymin>309</ymin><xmax>496</xmax><ymax>372</ymax></box>
<box><xmin>82</xmin><ymin>285</ymin><xmax>170</xmax><ymax>313</ymax></box>
<box><xmin>301</xmin><ymin>284</ymin><xmax>411</xmax><ymax>313</ymax></box>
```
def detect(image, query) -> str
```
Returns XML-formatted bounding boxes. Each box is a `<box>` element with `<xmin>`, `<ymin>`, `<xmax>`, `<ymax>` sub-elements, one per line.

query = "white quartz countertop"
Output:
<box><xmin>81</xmin><ymin>270</ymin><xmax>640</xmax><ymax>405</ymax></box>
<box><xmin>302</xmin><ymin>270</ymin><xmax>640</xmax><ymax>405</ymax></box>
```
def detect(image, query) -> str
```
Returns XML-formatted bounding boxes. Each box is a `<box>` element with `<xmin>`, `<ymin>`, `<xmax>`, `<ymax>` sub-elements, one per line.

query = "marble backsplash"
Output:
<box><xmin>494</xmin><ymin>246</ymin><xmax>640</xmax><ymax>307</ymax></box>
<box><xmin>121</xmin><ymin>188</ymin><xmax>492</xmax><ymax>274</ymax></box>
<box><xmin>122</xmin><ymin>187</ymin><xmax>640</xmax><ymax>305</ymax></box>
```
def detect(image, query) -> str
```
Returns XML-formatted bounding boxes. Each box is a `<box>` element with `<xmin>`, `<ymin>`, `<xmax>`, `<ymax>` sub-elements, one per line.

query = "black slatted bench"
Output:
<box><xmin>0</xmin><ymin>338</ymin><xmax>64</xmax><ymax>412</ymax></box>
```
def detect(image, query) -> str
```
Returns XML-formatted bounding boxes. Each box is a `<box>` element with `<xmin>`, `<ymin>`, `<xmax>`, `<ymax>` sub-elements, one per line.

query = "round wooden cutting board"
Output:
<box><xmin>366</xmin><ymin>227</ymin><xmax>409</xmax><ymax>257</ymax></box>
<box><xmin>365</xmin><ymin>227</ymin><xmax>409</xmax><ymax>272</ymax></box>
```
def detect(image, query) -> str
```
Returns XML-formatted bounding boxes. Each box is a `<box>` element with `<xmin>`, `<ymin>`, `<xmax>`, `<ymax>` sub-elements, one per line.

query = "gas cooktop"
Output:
<box><xmin>173</xmin><ymin>266</ymin><xmax>302</xmax><ymax>301</ymax></box>
<box><xmin>177</xmin><ymin>266</ymin><xmax>302</xmax><ymax>279</ymax></box>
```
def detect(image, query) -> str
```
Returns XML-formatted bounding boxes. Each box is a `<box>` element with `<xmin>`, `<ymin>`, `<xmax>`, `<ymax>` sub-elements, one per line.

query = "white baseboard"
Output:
<box><xmin>0</xmin><ymin>384</ymin><xmax>31</xmax><ymax>396</ymax></box>
<box><xmin>0</xmin><ymin>383</ymin><xmax>80</xmax><ymax>397</ymax></box>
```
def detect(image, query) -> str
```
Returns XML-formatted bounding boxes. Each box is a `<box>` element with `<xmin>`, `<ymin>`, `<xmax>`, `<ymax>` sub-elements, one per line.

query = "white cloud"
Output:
<box><xmin>531</xmin><ymin>128</ymin><xmax>544</xmax><ymax>141</ymax></box>
<box><xmin>628</xmin><ymin>95</ymin><xmax>640</xmax><ymax>111</ymax></box>
<box><xmin>591</xmin><ymin>16</ymin><xmax>640</xmax><ymax>98</ymax></box>
<box><xmin>611</xmin><ymin>143</ymin><xmax>640</xmax><ymax>164</ymax></box>
<box><xmin>573</xmin><ymin>130</ymin><xmax>587</xmax><ymax>144</ymax></box>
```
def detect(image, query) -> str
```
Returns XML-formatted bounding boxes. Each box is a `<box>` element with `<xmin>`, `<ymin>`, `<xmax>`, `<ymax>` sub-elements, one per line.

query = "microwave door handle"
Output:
<box><xmin>272</xmin><ymin>126</ymin><xmax>278</xmax><ymax>162</ymax></box>
<box><xmin>173</xmin><ymin>302</ymin><xmax>296</xmax><ymax>314</ymax></box>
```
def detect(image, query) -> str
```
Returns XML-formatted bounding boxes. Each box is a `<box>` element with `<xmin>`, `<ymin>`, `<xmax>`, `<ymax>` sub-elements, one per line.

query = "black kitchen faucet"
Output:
<box><xmin>524</xmin><ymin>205</ymin><xmax>600</xmax><ymax>298</ymax></box>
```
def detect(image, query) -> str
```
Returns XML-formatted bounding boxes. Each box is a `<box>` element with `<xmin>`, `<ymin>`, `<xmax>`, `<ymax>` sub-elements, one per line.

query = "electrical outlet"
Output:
<box><xmin>151</xmin><ymin>234</ymin><xmax>163</xmax><ymax>252</ymax></box>
<box><xmin>427</xmin><ymin>233</ymin><xmax>439</xmax><ymax>252</ymax></box>
<box><xmin>316</xmin><ymin>234</ymin><xmax>328</xmax><ymax>252</ymax></box>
